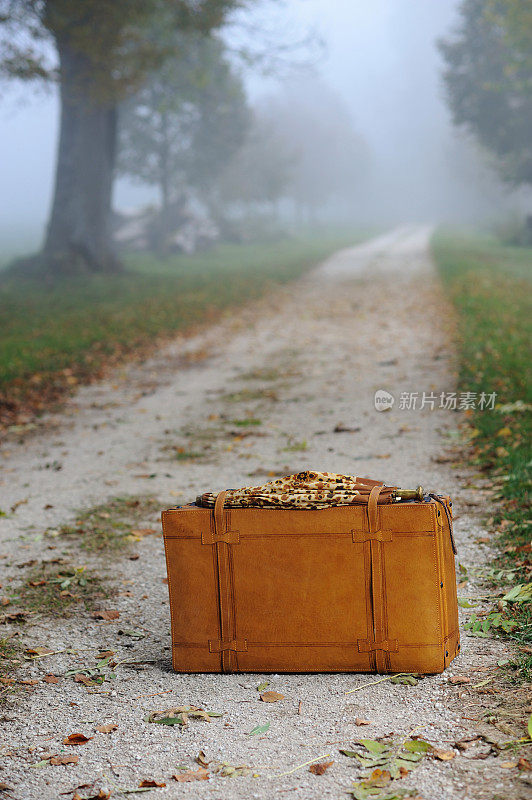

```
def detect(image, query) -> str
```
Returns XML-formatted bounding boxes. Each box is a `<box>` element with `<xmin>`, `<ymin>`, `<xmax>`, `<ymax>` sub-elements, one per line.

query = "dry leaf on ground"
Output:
<box><xmin>432</xmin><ymin>748</ymin><xmax>455</xmax><ymax>761</ymax></box>
<box><xmin>138</xmin><ymin>779</ymin><xmax>166</xmax><ymax>787</ymax></box>
<box><xmin>173</xmin><ymin>768</ymin><xmax>209</xmax><ymax>782</ymax></box>
<box><xmin>92</xmin><ymin>609</ymin><xmax>119</xmax><ymax>621</ymax></box>
<box><xmin>455</xmin><ymin>736</ymin><xmax>480</xmax><ymax>750</ymax></box>
<box><xmin>355</xmin><ymin>718</ymin><xmax>373</xmax><ymax>726</ymax></box>
<box><xmin>260</xmin><ymin>691</ymin><xmax>284</xmax><ymax>702</ymax></box>
<box><xmin>309</xmin><ymin>761</ymin><xmax>334</xmax><ymax>775</ymax></box>
<box><xmin>73</xmin><ymin>673</ymin><xmax>93</xmax><ymax>685</ymax></box>
<box><xmin>43</xmin><ymin>674</ymin><xmax>59</xmax><ymax>684</ymax></box>
<box><xmin>96</xmin><ymin>723</ymin><xmax>118</xmax><ymax>733</ymax></box>
<box><xmin>449</xmin><ymin>676</ymin><xmax>470</xmax><ymax>684</ymax></box>
<box><xmin>195</xmin><ymin>751</ymin><xmax>210</xmax><ymax>767</ymax></box>
<box><xmin>63</xmin><ymin>733</ymin><xmax>93</xmax><ymax>745</ymax></box>
<box><xmin>25</xmin><ymin>647</ymin><xmax>54</xmax><ymax>657</ymax></box>
<box><xmin>50</xmin><ymin>754</ymin><xmax>78</xmax><ymax>765</ymax></box>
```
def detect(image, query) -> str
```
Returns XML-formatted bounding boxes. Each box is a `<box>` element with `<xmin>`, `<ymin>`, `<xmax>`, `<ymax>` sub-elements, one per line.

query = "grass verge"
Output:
<box><xmin>54</xmin><ymin>496</ymin><xmax>160</xmax><ymax>551</ymax></box>
<box><xmin>432</xmin><ymin>228</ymin><xmax>531</xmax><ymax>679</ymax></box>
<box><xmin>15</xmin><ymin>563</ymin><xmax>108</xmax><ymax>616</ymax></box>
<box><xmin>0</xmin><ymin>231</ymin><xmax>366</xmax><ymax>429</ymax></box>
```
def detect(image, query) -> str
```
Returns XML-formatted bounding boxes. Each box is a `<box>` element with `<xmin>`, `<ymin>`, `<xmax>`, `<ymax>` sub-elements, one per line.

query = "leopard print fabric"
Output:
<box><xmin>197</xmin><ymin>471</ymin><xmax>397</xmax><ymax>509</ymax></box>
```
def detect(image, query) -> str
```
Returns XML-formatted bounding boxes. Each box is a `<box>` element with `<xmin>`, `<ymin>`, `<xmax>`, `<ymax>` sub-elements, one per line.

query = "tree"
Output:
<box><xmin>217</xmin><ymin>79</ymin><xmax>370</xmax><ymax>224</ymax></box>
<box><xmin>265</xmin><ymin>80</ymin><xmax>370</xmax><ymax>222</ymax></box>
<box><xmin>0</xmin><ymin>1</ymin><xmax>246</xmax><ymax>275</ymax></box>
<box><xmin>439</xmin><ymin>0</ymin><xmax>532</xmax><ymax>187</ymax></box>
<box><xmin>118</xmin><ymin>32</ymin><xmax>250</xmax><ymax>241</ymax></box>
<box><xmin>215</xmin><ymin>108</ymin><xmax>294</xmax><ymax>213</ymax></box>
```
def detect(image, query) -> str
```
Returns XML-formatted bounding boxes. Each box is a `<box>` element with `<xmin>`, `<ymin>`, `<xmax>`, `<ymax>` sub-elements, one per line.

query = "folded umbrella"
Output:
<box><xmin>196</xmin><ymin>470</ymin><xmax>406</xmax><ymax>510</ymax></box>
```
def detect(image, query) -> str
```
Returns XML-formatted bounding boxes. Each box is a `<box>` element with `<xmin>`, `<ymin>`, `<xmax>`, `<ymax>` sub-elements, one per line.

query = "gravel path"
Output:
<box><xmin>0</xmin><ymin>227</ymin><xmax>526</xmax><ymax>800</ymax></box>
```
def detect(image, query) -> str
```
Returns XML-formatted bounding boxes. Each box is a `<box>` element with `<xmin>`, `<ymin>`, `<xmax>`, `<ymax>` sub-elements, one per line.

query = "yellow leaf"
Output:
<box><xmin>497</xmin><ymin>427</ymin><xmax>512</xmax><ymax>438</ymax></box>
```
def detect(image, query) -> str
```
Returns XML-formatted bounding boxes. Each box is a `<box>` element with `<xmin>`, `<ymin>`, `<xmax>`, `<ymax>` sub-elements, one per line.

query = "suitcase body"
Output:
<box><xmin>162</xmin><ymin>494</ymin><xmax>459</xmax><ymax>674</ymax></box>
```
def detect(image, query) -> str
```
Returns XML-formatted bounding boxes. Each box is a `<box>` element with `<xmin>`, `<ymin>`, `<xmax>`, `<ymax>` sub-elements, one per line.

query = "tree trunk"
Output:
<box><xmin>157</xmin><ymin>111</ymin><xmax>172</xmax><ymax>255</ymax></box>
<box><xmin>43</xmin><ymin>39</ymin><xmax>120</xmax><ymax>274</ymax></box>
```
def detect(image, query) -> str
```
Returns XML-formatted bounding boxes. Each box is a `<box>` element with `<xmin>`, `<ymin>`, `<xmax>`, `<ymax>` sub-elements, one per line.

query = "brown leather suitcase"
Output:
<box><xmin>162</xmin><ymin>484</ymin><xmax>459</xmax><ymax>674</ymax></box>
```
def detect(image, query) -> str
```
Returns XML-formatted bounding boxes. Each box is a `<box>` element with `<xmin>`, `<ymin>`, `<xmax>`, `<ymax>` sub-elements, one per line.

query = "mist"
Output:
<box><xmin>0</xmin><ymin>0</ymin><xmax>526</xmax><ymax>259</ymax></box>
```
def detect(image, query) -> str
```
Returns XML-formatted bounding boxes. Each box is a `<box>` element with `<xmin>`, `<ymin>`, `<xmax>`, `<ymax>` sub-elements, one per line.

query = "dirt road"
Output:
<box><xmin>0</xmin><ymin>227</ymin><xmax>526</xmax><ymax>799</ymax></box>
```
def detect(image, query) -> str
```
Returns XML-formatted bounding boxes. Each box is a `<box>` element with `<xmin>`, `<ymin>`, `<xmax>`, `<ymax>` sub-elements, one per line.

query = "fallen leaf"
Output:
<box><xmin>500</xmin><ymin>761</ymin><xmax>517</xmax><ymax>769</ymax></box>
<box><xmin>389</xmin><ymin>674</ymin><xmax>418</xmax><ymax>685</ymax></box>
<box><xmin>43</xmin><ymin>674</ymin><xmax>59</xmax><ymax>684</ymax></box>
<box><xmin>518</xmin><ymin>757</ymin><xmax>531</xmax><ymax>771</ymax></box>
<box><xmin>50</xmin><ymin>755</ymin><xmax>79</xmax><ymax>765</ymax></box>
<box><xmin>309</xmin><ymin>761</ymin><xmax>334</xmax><ymax>775</ymax></box>
<box><xmin>248</xmin><ymin>722</ymin><xmax>270</xmax><ymax>736</ymax></box>
<box><xmin>355</xmin><ymin>718</ymin><xmax>373</xmax><ymax>726</ymax></box>
<box><xmin>138</xmin><ymin>779</ymin><xmax>166</xmax><ymax>788</ymax></box>
<box><xmin>455</xmin><ymin>736</ymin><xmax>481</xmax><ymax>750</ymax></box>
<box><xmin>1</xmin><ymin>597</ymin><xmax>10</xmax><ymax>606</ymax></box>
<box><xmin>25</xmin><ymin>647</ymin><xmax>54</xmax><ymax>657</ymax></box>
<box><xmin>96</xmin><ymin>723</ymin><xmax>118</xmax><ymax>733</ymax></box>
<box><xmin>92</xmin><ymin>610</ymin><xmax>119</xmax><ymax>621</ymax></box>
<box><xmin>0</xmin><ymin>611</ymin><xmax>28</xmax><ymax>623</ymax></box>
<box><xmin>211</xmin><ymin>761</ymin><xmax>252</xmax><ymax>778</ymax></box>
<box><xmin>256</xmin><ymin>681</ymin><xmax>270</xmax><ymax>692</ymax></box>
<box><xmin>432</xmin><ymin>748</ymin><xmax>455</xmax><ymax>761</ymax></box>
<box><xmin>195</xmin><ymin>751</ymin><xmax>210</xmax><ymax>768</ymax></box>
<box><xmin>260</xmin><ymin>691</ymin><xmax>284</xmax><ymax>703</ymax></box>
<box><xmin>449</xmin><ymin>676</ymin><xmax>470</xmax><ymax>685</ymax></box>
<box><xmin>147</xmin><ymin>706</ymin><xmax>222</xmax><ymax>726</ymax></box>
<box><xmin>63</xmin><ymin>733</ymin><xmax>93</xmax><ymax>746</ymax></box>
<box><xmin>173</xmin><ymin>768</ymin><xmax>209</xmax><ymax>783</ymax></box>
<box><xmin>73</xmin><ymin>673</ymin><xmax>94</xmax><ymax>686</ymax></box>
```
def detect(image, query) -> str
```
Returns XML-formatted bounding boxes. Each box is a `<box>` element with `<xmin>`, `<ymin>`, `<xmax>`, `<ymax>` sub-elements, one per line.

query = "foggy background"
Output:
<box><xmin>0</xmin><ymin>0</ymin><xmax>527</xmax><ymax>258</ymax></box>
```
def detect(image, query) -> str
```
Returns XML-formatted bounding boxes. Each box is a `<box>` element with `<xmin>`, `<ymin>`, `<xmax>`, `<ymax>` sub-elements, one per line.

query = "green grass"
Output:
<box><xmin>15</xmin><ymin>563</ymin><xmax>108</xmax><ymax>616</ymax></box>
<box><xmin>433</xmin><ymin>228</ymin><xmax>531</xmax><ymax>678</ymax></box>
<box><xmin>0</xmin><ymin>232</ymin><xmax>365</xmax><ymax>417</ymax></box>
<box><xmin>54</xmin><ymin>495</ymin><xmax>160</xmax><ymax>551</ymax></box>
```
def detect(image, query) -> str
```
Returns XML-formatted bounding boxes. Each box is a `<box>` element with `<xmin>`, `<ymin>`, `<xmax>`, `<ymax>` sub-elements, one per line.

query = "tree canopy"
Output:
<box><xmin>119</xmin><ymin>33</ymin><xmax>250</xmax><ymax>207</ymax></box>
<box><xmin>0</xmin><ymin>1</ymin><xmax>246</xmax><ymax>95</ymax></box>
<box><xmin>439</xmin><ymin>0</ymin><xmax>532</xmax><ymax>186</ymax></box>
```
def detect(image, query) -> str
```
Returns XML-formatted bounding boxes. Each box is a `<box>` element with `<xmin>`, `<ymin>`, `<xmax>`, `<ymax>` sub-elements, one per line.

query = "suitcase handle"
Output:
<box><xmin>213</xmin><ymin>490</ymin><xmax>228</xmax><ymax>537</ymax></box>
